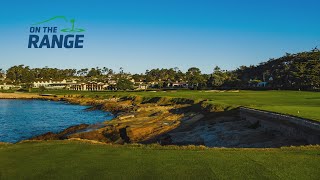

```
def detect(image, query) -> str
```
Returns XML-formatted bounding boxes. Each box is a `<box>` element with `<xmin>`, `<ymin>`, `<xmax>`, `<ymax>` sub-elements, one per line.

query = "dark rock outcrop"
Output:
<box><xmin>30</xmin><ymin>124</ymin><xmax>89</xmax><ymax>140</ymax></box>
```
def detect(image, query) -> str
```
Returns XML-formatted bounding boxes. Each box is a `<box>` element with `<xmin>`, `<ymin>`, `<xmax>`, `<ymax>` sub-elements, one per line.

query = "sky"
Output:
<box><xmin>0</xmin><ymin>0</ymin><xmax>320</xmax><ymax>74</ymax></box>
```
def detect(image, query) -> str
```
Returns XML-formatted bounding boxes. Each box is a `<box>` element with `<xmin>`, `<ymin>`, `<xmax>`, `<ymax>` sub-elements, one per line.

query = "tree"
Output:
<box><xmin>77</xmin><ymin>68</ymin><xmax>88</xmax><ymax>77</ymax></box>
<box><xmin>6</xmin><ymin>65</ymin><xmax>35</xmax><ymax>84</ymax></box>
<box><xmin>211</xmin><ymin>66</ymin><xmax>226</xmax><ymax>87</ymax></box>
<box><xmin>186</xmin><ymin>67</ymin><xmax>205</xmax><ymax>89</ymax></box>
<box><xmin>107</xmin><ymin>69</ymin><xmax>114</xmax><ymax>76</ymax></box>
<box><xmin>116</xmin><ymin>78</ymin><xmax>134</xmax><ymax>90</ymax></box>
<box><xmin>102</xmin><ymin>67</ymin><xmax>109</xmax><ymax>75</ymax></box>
<box><xmin>87</xmin><ymin>68</ymin><xmax>101</xmax><ymax>77</ymax></box>
<box><xmin>0</xmin><ymin>68</ymin><xmax>4</xmax><ymax>78</ymax></box>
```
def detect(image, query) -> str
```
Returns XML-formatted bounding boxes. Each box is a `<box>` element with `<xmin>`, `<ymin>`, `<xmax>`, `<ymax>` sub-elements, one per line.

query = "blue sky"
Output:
<box><xmin>0</xmin><ymin>0</ymin><xmax>319</xmax><ymax>74</ymax></box>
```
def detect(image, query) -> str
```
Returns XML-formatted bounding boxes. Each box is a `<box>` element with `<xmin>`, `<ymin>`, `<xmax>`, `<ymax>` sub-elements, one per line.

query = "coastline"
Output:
<box><xmin>0</xmin><ymin>92</ymin><xmax>212</xmax><ymax>145</ymax></box>
<box><xmin>0</xmin><ymin>92</ymin><xmax>60</xmax><ymax>100</ymax></box>
<box><xmin>1</xmin><ymin>92</ymin><xmax>319</xmax><ymax>148</ymax></box>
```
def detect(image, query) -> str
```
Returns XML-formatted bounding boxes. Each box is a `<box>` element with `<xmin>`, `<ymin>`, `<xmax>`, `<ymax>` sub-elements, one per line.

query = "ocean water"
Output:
<box><xmin>0</xmin><ymin>99</ymin><xmax>114</xmax><ymax>143</ymax></box>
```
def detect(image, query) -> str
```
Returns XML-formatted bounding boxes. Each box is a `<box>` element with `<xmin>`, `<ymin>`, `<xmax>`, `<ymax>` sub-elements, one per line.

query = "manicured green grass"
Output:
<box><xmin>0</xmin><ymin>89</ymin><xmax>16</xmax><ymax>93</ymax></box>
<box><xmin>40</xmin><ymin>90</ymin><xmax>320</xmax><ymax>121</ymax></box>
<box><xmin>0</xmin><ymin>141</ymin><xmax>319</xmax><ymax>180</ymax></box>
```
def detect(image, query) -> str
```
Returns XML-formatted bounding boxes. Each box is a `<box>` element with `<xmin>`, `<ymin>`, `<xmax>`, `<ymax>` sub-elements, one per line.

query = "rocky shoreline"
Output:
<box><xmin>0</xmin><ymin>92</ymin><xmax>58</xmax><ymax>100</ymax></box>
<box><xmin>32</xmin><ymin>95</ymin><xmax>205</xmax><ymax>144</ymax></box>
<box><xmin>0</xmin><ymin>92</ymin><xmax>312</xmax><ymax>147</ymax></box>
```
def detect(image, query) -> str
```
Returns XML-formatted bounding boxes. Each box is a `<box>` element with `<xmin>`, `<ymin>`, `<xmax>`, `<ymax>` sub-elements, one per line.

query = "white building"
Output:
<box><xmin>171</xmin><ymin>82</ymin><xmax>188</xmax><ymax>88</ymax></box>
<box><xmin>70</xmin><ymin>82</ymin><xmax>108</xmax><ymax>91</ymax></box>
<box><xmin>0</xmin><ymin>83</ymin><xmax>21</xmax><ymax>90</ymax></box>
<box><xmin>33</xmin><ymin>79</ymin><xmax>77</xmax><ymax>89</ymax></box>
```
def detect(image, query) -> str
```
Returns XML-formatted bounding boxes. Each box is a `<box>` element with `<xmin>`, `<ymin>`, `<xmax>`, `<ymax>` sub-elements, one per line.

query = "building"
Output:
<box><xmin>148</xmin><ymin>81</ymin><xmax>159</xmax><ymax>88</ymax></box>
<box><xmin>70</xmin><ymin>82</ymin><xmax>108</xmax><ymax>91</ymax></box>
<box><xmin>170</xmin><ymin>81</ymin><xmax>188</xmax><ymax>88</ymax></box>
<box><xmin>107</xmin><ymin>80</ymin><xmax>117</xmax><ymax>85</ymax></box>
<box><xmin>33</xmin><ymin>79</ymin><xmax>77</xmax><ymax>89</ymax></box>
<box><xmin>257</xmin><ymin>82</ymin><xmax>268</xmax><ymax>87</ymax></box>
<box><xmin>0</xmin><ymin>83</ymin><xmax>21</xmax><ymax>90</ymax></box>
<box><xmin>135</xmin><ymin>83</ymin><xmax>148</xmax><ymax>90</ymax></box>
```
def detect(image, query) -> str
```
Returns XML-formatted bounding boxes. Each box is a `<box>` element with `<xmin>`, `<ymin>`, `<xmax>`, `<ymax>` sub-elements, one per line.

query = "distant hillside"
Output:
<box><xmin>234</xmin><ymin>50</ymin><xmax>320</xmax><ymax>90</ymax></box>
<box><xmin>1</xmin><ymin>49</ymin><xmax>320</xmax><ymax>91</ymax></box>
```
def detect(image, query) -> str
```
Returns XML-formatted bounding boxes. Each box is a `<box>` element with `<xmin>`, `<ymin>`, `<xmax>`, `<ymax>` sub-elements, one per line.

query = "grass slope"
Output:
<box><xmin>38</xmin><ymin>90</ymin><xmax>320</xmax><ymax>121</ymax></box>
<box><xmin>0</xmin><ymin>141</ymin><xmax>319</xmax><ymax>179</ymax></box>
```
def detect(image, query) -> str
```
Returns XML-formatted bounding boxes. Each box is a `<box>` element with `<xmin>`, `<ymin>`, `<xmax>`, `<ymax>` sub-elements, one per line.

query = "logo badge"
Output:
<box><xmin>28</xmin><ymin>16</ymin><xmax>85</xmax><ymax>48</ymax></box>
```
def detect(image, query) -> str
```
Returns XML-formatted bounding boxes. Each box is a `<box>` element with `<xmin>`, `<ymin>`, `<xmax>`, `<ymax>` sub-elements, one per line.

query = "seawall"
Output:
<box><xmin>239</xmin><ymin>107</ymin><xmax>320</xmax><ymax>144</ymax></box>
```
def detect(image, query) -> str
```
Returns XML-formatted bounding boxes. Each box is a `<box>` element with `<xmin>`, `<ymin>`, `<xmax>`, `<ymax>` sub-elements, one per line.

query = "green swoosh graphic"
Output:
<box><xmin>31</xmin><ymin>16</ymin><xmax>85</xmax><ymax>32</ymax></box>
<box><xmin>32</xmin><ymin>16</ymin><xmax>68</xmax><ymax>25</ymax></box>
